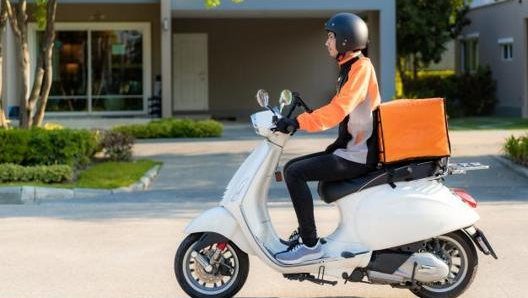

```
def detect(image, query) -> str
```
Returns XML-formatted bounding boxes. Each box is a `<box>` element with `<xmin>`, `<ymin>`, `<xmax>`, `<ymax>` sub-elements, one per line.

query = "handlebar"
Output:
<box><xmin>271</xmin><ymin>92</ymin><xmax>313</xmax><ymax>135</ymax></box>
<box><xmin>285</xmin><ymin>92</ymin><xmax>313</xmax><ymax>119</ymax></box>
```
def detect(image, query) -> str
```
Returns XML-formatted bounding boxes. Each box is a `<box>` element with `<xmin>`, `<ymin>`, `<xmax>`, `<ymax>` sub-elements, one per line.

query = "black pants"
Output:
<box><xmin>283</xmin><ymin>151</ymin><xmax>374</xmax><ymax>246</ymax></box>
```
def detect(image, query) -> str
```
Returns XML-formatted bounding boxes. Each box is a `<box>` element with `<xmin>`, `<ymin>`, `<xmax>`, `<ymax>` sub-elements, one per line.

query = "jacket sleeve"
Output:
<box><xmin>296</xmin><ymin>60</ymin><xmax>372</xmax><ymax>133</ymax></box>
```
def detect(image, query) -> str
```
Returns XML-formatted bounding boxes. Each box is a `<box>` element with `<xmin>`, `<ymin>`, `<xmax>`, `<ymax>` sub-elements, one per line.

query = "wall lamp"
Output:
<box><xmin>162</xmin><ymin>18</ymin><xmax>170</xmax><ymax>32</ymax></box>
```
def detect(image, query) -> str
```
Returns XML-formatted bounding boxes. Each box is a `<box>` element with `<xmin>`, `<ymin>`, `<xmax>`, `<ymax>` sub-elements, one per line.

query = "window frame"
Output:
<box><xmin>460</xmin><ymin>34</ymin><xmax>479</xmax><ymax>74</ymax></box>
<box><xmin>29</xmin><ymin>22</ymin><xmax>152</xmax><ymax>116</ymax></box>
<box><xmin>498</xmin><ymin>37</ymin><xmax>513</xmax><ymax>61</ymax></box>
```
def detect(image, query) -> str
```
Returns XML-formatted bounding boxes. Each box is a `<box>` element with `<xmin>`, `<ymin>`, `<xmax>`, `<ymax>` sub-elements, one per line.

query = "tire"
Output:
<box><xmin>411</xmin><ymin>231</ymin><xmax>478</xmax><ymax>298</ymax></box>
<box><xmin>175</xmin><ymin>233</ymin><xmax>249</xmax><ymax>298</ymax></box>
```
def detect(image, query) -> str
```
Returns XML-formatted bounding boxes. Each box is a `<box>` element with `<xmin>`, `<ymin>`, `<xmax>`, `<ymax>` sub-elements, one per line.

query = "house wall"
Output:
<box><xmin>461</xmin><ymin>1</ymin><xmax>527</xmax><ymax>117</ymax></box>
<box><xmin>173</xmin><ymin>18</ymin><xmax>339</xmax><ymax>120</ymax></box>
<box><xmin>2</xmin><ymin>1</ymin><xmax>395</xmax><ymax>120</ymax></box>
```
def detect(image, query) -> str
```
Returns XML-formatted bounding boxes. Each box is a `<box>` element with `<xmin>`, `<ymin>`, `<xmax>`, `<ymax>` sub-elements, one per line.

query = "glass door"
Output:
<box><xmin>91</xmin><ymin>30</ymin><xmax>144</xmax><ymax>112</ymax></box>
<box><xmin>45</xmin><ymin>31</ymin><xmax>89</xmax><ymax>112</ymax></box>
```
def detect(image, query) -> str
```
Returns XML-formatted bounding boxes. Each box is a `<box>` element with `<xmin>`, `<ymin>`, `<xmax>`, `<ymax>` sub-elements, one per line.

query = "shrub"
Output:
<box><xmin>113</xmin><ymin>118</ymin><xmax>223</xmax><ymax>139</ymax></box>
<box><xmin>0</xmin><ymin>128</ymin><xmax>99</xmax><ymax>168</ymax></box>
<box><xmin>100</xmin><ymin>130</ymin><xmax>135</xmax><ymax>161</ymax></box>
<box><xmin>0</xmin><ymin>164</ymin><xmax>73</xmax><ymax>183</ymax></box>
<box><xmin>0</xmin><ymin>129</ymin><xmax>31</xmax><ymax>164</ymax></box>
<box><xmin>504</xmin><ymin>134</ymin><xmax>528</xmax><ymax>167</ymax></box>
<box><xmin>402</xmin><ymin>66</ymin><xmax>497</xmax><ymax>118</ymax></box>
<box><xmin>402</xmin><ymin>74</ymin><xmax>461</xmax><ymax>118</ymax></box>
<box><xmin>455</xmin><ymin>66</ymin><xmax>497</xmax><ymax>116</ymax></box>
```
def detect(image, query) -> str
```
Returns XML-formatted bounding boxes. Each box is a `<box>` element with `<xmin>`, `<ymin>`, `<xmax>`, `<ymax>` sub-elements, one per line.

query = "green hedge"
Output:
<box><xmin>402</xmin><ymin>66</ymin><xmax>497</xmax><ymax>118</ymax></box>
<box><xmin>504</xmin><ymin>134</ymin><xmax>528</xmax><ymax>167</ymax></box>
<box><xmin>0</xmin><ymin>128</ymin><xmax>99</xmax><ymax>168</ymax></box>
<box><xmin>112</xmin><ymin>118</ymin><xmax>223</xmax><ymax>138</ymax></box>
<box><xmin>0</xmin><ymin>164</ymin><xmax>73</xmax><ymax>183</ymax></box>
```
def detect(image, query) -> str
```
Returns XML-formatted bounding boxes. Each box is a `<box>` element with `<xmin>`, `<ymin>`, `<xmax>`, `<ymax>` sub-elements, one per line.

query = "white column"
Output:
<box><xmin>1</xmin><ymin>24</ymin><xmax>4</xmax><ymax>108</ymax></box>
<box><xmin>379</xmin><ymin>6</ymin><xmax>396</xmax><ymax>101</ymax></box>
<box><xmin>160</xmin><ymin>0</ymin><xmax>172</xmax><ymax>118</ymax></box>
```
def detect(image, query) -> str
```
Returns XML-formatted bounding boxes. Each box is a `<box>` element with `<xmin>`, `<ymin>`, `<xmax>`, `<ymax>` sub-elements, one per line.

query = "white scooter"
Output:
<box><xmin>174</xmin><ymin>90</ymin><xmax>497</xmax><ymax>298</ymax></box>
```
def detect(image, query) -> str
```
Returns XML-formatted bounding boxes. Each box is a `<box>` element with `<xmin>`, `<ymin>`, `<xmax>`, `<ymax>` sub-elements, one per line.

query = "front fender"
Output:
<box><xmin>184</xmin><ymin>207</ymin><xmax>254</xmax><ymax>255</ymax></box>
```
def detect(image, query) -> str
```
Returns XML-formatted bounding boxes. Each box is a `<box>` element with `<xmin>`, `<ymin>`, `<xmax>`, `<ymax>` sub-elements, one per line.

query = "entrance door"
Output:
<box><xmin>172</xmin><ymin>33</ymin><xmax>208</xmax><ymax>112</ymax></box>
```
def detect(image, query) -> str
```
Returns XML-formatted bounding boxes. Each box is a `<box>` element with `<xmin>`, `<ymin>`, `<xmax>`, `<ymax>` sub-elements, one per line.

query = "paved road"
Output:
<box><xmin>0</xmin><ymin>126</ymin><xmax>527</xmax><ymax>298</ymax></box>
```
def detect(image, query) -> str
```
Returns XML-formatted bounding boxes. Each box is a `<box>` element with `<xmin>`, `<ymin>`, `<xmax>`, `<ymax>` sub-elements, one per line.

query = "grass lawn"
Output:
<box><xmin>75</xmin><ymin>159</ymin><xmax>161</xmax><ymax>189</ymax></box>
<box><xmin>0</xmin><ymin>159</ymin><xmax>161</xmax><ymax>189</ymax></box>
<box><xmin>448</xmin><ymin>117</ymin><xmax>528</xmax><ymax>131</ymax></box>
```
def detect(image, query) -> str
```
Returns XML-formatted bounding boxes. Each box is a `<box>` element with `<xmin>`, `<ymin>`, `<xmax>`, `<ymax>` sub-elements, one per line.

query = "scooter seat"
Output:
<box><xmin>317</xmin><ymin>159</ymin><xmax>445</xmax><ymax>204</ymax></box>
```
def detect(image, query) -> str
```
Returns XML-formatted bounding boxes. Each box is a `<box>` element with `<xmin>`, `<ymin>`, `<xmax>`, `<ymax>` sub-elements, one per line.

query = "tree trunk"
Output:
<box><xmin>0</xmin><ymin>0</ymin><xmax>9</xmax><ymax>128</ymax></box>
<box><xmin>19</xmin><ymin>39</ymin><xmax>31</xmax><ymax>128</ymax></box>
<box><xmin>412</xmin><ymin>53</ymin><xmax>419</xmax><ymax>81</ymax></box>
<box><xmin>397</xmin><ymin>56</ymin><xmax>410</xmax><ymax>96</ymax></box>
<box><xmin>2</xmin><ymin>0</ymin><xmax>34</xmax><ymax>128</ymax></box>
<box><xmin>5</xmin><ymin>0</ymin><xmax>33</xmax><ymax>128</ymax></box>
<box><xmin>33</xmin><ymin>0</ymin><xmax>56</xmax><ymax>127</ymax></box>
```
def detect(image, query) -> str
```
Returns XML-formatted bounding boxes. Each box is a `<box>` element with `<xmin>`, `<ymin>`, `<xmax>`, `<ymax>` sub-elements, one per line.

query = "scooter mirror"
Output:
<box><xmin>256</xmin><ymin>89</ymin><xmax>270</xmax><ymax>108</ymax></box>
<box><xmin>279</xmin><ymin>90</ymin><xmax>293</xmax><ymax>113</ymax></box>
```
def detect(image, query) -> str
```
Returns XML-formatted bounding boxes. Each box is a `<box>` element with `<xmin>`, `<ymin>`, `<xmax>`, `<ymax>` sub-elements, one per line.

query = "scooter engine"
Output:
<box><xmin>367</xmin><ymin>252</ymin><xmax>449</xmax><ymax>284</ymax></box>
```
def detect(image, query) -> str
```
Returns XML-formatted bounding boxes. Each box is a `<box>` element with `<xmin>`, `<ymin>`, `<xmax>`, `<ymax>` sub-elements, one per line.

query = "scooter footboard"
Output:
<box><xmin>184</xmin><ymin>207</ymin><xmax>254</xmax><ymax>255</ymax></box>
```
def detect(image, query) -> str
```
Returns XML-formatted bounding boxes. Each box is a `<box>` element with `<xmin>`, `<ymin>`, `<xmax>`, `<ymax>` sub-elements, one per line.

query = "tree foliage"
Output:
<box><xmin>396</xmin><ymin>0</ymin><xmax>470</xmax><ymax>86</ymax></box>
<box><xmin>205</xmin><ymin>0</ymin><xmax>243</xmax><ymax>8</ymax></box>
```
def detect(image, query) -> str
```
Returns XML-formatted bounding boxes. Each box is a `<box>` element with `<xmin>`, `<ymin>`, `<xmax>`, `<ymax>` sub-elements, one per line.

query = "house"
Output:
<box><xmin>457</xmin><ymin>0</ymin><xmax>528</xmax><ymax>118</ymax></box>
<box><xmin>2</xmin><ymin>0</ymin><xmax>395</xmax><ymax>121</ymax></box>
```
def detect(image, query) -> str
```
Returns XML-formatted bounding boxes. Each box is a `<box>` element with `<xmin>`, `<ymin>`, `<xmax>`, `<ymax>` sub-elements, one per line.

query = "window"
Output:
<box><xmin>30</xmin><ymin>23</ymin><xmax>151</xmax><ymax>115</ymax></box>
<box><xmin>498</xmin><ymin>38</ymin><xmax>513</xmax><ymax>61</ymax></box>
<box><xmin>461</xmin><ymin>36</ymin><xmax>479</xmax><ymax>73</ymax></box>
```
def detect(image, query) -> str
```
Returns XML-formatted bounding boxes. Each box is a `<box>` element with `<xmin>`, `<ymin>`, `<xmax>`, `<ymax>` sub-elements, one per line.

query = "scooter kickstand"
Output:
<box><xmin>283</xmin><ymin>266</ymin><xmax>337</xmax><ymax>286</ymax></box>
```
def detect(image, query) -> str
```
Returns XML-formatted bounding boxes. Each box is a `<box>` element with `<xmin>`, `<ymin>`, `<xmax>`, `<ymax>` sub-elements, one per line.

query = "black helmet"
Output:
<box><xmin>325</xmin><ymin>12</ymin><xmax>368</xmax><ymax>53</ymax></box>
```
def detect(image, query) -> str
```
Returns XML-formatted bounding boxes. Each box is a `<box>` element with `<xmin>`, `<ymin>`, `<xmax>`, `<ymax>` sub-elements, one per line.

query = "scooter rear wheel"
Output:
<box><xmin>175</xmin><ymin>233</ymin><xmax>249</xmax><ymax>298</ymax></box>
<box><xmin>411</xmin><ymin>231</ymin><xmax>478</xmax><ymax>298</ymax></box>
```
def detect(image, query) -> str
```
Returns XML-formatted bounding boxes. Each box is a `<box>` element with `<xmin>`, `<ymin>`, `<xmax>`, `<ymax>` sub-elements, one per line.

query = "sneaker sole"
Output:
<box><xmin>277</xmin><ymin>251</ymin><xmax>325</xmax><ymax>265</ymax></box>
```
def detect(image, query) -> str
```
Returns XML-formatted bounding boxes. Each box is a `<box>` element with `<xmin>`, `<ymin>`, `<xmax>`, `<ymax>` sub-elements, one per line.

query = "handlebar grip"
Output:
<box><xmin>286</xmin><ymin>124</ymin><xmax>296</xmax><ymax>133</ymax></box>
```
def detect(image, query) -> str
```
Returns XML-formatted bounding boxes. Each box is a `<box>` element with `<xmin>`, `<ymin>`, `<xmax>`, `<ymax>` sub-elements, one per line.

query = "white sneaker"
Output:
<box><xmin>275</xmin><ymin>241</ymin><xmax>324</xmax><ymax>265</ymax></box>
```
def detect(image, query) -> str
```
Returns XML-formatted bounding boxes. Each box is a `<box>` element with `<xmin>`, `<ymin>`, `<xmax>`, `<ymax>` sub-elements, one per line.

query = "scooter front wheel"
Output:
<box><xmin>175</xmin><ymin>233</ymin><xmax>249</xmax><ymax>298</ymax></box>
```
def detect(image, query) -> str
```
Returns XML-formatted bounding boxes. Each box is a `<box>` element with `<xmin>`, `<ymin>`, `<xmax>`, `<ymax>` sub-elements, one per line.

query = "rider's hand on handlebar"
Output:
<box><xmin>275</xmin><ymin>118</ymin><xmax>299</xmax><ymax>134</ymax></box>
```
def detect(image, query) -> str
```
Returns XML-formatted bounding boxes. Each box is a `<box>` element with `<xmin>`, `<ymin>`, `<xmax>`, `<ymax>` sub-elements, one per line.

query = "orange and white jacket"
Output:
<box><xmin>296</xmin><ymin>54</ymin><xmax>381</xmax><ymax>164</ymax></box>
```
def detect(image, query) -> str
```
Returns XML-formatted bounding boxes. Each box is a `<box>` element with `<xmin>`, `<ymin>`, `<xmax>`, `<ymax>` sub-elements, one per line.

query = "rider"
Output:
<box><xmin>274</xmin><ymin>12</ymin><xmax>382</xmax><ymax>264</ymax></box>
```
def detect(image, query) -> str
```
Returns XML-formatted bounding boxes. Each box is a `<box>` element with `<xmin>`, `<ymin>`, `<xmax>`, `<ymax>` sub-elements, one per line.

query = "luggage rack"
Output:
<box><xmin>447</xmin><ymin>162</ymin><xmax>489</xmax><ymax>175</ymax></box>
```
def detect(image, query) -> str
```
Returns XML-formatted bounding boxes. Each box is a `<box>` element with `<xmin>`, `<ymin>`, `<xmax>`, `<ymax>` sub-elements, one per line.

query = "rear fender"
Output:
<box><xmin>184</xmin><ymin>207</ymin><xmax>254</xmax><ymax>255</ymax></box>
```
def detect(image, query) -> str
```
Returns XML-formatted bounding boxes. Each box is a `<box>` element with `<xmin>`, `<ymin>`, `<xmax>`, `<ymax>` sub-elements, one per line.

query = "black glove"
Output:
<box><xmin>275</xmin><ymin>118</ymin><xmax>299</xmax><ymax>134</ymax></box>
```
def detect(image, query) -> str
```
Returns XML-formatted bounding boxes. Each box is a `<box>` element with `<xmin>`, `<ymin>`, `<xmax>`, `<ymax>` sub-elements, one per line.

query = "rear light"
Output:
<box><xmin>452</xmin><ymin>188</ymin><xmax>478</xmax><ymax>208</ymax></box>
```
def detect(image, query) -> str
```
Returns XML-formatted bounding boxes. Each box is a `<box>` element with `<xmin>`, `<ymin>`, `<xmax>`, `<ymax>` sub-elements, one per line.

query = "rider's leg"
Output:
<box><xmin>284</xmin><ymin>152</ymin><xmax>373</xmax><ymax>247</ymax></box>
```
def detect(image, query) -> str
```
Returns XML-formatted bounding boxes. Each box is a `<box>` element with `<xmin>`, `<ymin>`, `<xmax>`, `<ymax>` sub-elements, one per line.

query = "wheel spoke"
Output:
<box><xmin>418</xmin><ymin>233</ymin><xmax>475</xmax><ymax>295</ymax></box>
<box><xmin>453</xmin><ymin>264</ymin><xmax>461</xmax><ymax>272</ymax></box>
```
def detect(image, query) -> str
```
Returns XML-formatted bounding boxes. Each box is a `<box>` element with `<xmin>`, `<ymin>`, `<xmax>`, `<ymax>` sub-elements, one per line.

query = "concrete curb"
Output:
<box><xmin>491</xmin><ymin>155</ymin><xmax>528</xmax><ymax>179</ymax></box>
<box><xmin>0</xmin><ymin>164</ymin><xmax>161</xmax><ymax>205</ymax></box>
